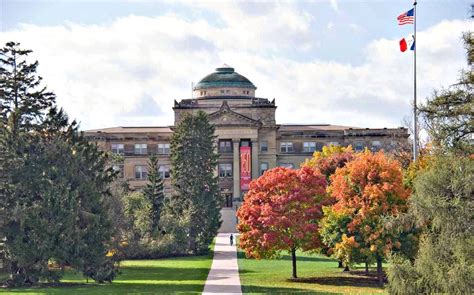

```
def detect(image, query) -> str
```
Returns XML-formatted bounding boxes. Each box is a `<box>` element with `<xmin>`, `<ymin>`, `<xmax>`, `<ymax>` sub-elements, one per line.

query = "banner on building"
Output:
<box><xmin>240</xmin><ymin>146</ymin><xmax>251</xmax><ymax>190</ymax></box>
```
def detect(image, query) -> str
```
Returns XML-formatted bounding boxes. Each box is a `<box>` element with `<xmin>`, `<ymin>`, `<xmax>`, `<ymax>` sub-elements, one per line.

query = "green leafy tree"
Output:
<box><xmin>170</xmin><ymin>111</ymin><xmax>221</xmax><ymax>254</ymax></box>
<box><xmin>0</xmin><ymin>42</ymin><xmax>117</xmax><ymax>286</ymax></box>
<box><xmin>419</xmin><ymin>32</ymin><xmax>473</xmax><ymax>154</ymax></box>
<box><xmin>143</xmin><ymin>155</ymin><xmax>165</xmax><ymax>233</ymax></box>
<box><xmin>123</xmin><ymin>191</ymin><xmax>153</xmax><ymax>239</ymax></box>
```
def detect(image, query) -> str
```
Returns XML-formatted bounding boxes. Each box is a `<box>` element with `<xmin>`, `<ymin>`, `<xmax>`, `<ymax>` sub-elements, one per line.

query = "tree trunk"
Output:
<box><xmin>291</xmin><ymin>247</ymin><xmax>297</xmax><ymax>279</ymax></box>
<box><xmin>343</xmin><ymin>265</ymin><xmax>350</xmax><ymax>272</ymax></box>
<box><xmin>338</xmin><ymin>260</ymin><xmax>343</xmax><ymax>268</ymax></box>
<box><xmin>365</xmin><ymin>261</ymin><xmax>369</xmax><ymax>275</ymax></box>
<box><xmin>376</xmin><ymin>256</ymin><xmax>384</xmax><ymax>287</ymax></box>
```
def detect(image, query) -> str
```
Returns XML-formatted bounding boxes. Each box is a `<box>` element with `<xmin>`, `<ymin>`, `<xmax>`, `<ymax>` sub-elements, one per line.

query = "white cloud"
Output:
<box><xmin>0</xmin><ymin>10</ymin><xmax>470</xmax><ymax>130</ymax></box>
<box><xmin>330</xmin><ymin>0</ymin><xmax>339</xmax><ymax>12</ymax></box>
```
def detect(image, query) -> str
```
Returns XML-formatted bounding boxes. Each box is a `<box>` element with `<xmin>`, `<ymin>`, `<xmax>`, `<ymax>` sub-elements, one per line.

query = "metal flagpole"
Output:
<box><xmin>413</xmin><ymin>1</ymin><xmax>418</xmax><ymax>161</ymax></box>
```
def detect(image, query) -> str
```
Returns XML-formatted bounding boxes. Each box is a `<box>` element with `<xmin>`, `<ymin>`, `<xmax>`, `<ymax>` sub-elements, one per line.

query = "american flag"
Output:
<box><xmin>397</xmin><ymin>8</ymin><xmax>414</xmax><ymax>25</ymax></box>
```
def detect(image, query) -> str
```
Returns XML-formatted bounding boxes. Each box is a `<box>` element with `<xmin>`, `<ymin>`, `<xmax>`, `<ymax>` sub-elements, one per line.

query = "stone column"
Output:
<box><xmin>251</xmin><ymin>139</ymin><xmax>259</xmax><ymax>179</ymax></box>
<box><xmin>232</xmin><ymin>140</ymin><xmax>240</xmax><ymax>204</ymax></box>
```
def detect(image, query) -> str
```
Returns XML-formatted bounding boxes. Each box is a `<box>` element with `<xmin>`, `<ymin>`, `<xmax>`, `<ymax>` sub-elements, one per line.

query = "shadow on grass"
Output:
<box><xmin>5</xmin><ymin>283</ymin><xmax>338</xmax><ymax>294</ymax></box>
<box><xmin>1</xmin><ymin>264</ymin><xmax>212</xmax><ymax>294</ymax></box>
<box><xmin>117</xmin><ymin>266</ymin><xmax>210</xmax><ymax>281</ymax></box>
<box><xmin>2</xmin><ymin>283</ymin><xmax>204</xmax><ymax>294</ymax></box>
<box><xmin>242</xmin><ymin>284</ymin><xmax>339</xmax><ymax>294</ymax></box>
<box><xmin>237</xmin><ymin>250</ymin><xmax>333</xmax><ymax>263</ymax></box>
<box><xmin>290</xmin><ymin>276</ymin><xmax>382</xmax><ymax>288</ymax></box>
<box><xmin>279</xmin><ymin>254</ymin><xmax>333</xmax><ymax>263</ymax></box>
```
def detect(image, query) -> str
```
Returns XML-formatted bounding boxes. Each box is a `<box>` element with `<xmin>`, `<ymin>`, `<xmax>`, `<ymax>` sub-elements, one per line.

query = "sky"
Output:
<box><xmin>1</xmin><ymin>0</ymin><xmax>473</xmax><ymax>130</ymax></box>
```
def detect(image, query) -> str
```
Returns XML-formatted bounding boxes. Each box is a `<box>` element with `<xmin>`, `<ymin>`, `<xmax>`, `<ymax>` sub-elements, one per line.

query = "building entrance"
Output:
<box><xmin>222</xmin><ymin>193</ymin><xmax>233</xmax><ymax>208</ymax></box>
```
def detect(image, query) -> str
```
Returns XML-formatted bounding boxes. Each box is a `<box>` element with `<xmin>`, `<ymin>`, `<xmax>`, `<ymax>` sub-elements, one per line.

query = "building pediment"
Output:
<box><xmin>209</xmin><ymin>101</ymin><xmax>261</xmax><ymax>127</ymax></box>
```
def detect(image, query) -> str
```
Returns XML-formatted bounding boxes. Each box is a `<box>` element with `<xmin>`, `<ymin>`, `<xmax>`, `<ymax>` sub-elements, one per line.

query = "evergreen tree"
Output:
<box><xmin>0</xmin><ymin>42</ymin><xmax>55</xmax><ymax>133</ymax></box>
<box><xmin>387</xmin><ymin>33</ymin><xmax>474</xmax><ymax>294</ymax></box>
<box><xmin>170</xmin><ymin>111</ymin><xmax>221</xmax><ymax>254</ymax></box>
<box><xmin>419</xmin><ymin>32</ymin><xmax>473</xmax><ymax>154</ymax></box>
<box><xmin>387</xmin><ymin>156</ymin><xmax>473</xmax><ymax>294</ymax></box>
<box><xmin>0</xmin><ymin>42</ymin><xmax>117</xmax><ymax>286</ymax></box>
<box><xmin>143</xmin><ymin>154</ymin><xmax>165</xmax><ymax>233</ymax></box>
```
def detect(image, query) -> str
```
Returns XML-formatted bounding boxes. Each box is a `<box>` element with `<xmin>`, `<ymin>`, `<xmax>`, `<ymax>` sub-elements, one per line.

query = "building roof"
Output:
<box><xmin>279</xmin><ymin>124</ymin><xmax>361</xmax><ymax>131</ymax></box>
<box><xmin>84</xmin><ymin>126</ymin><xmax>172</xmax><ymax>134</ymax></box>
<box><xmin>194</xmin><ymin>64</ymin><xmax>257</xmax><ymax>90</ymax></box>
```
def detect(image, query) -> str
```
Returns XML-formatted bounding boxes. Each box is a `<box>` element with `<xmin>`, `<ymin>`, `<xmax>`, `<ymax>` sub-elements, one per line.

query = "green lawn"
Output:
<box><xmin>0</xmin><ymin>253</ymin><xmax>214</xmax><ymax>294</ymax></box>
<box><xmin>237</xmin><ymin>245</ymin><xmax>386</xmax><ymax>294</ymax></box>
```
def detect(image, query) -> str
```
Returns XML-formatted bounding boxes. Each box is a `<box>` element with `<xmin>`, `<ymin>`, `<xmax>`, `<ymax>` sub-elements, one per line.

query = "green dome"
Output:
<box><xmin>194</xmin><ymin>65</ymin><xmax>257</xmax><ymax>90</ymax></box>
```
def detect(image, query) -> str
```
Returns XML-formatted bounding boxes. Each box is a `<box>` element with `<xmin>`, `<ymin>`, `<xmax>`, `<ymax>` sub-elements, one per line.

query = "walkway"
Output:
<box><xmin>202</xmin><ymin>233</ymin><xmax>242</xmax><ymax>294</ymax></box>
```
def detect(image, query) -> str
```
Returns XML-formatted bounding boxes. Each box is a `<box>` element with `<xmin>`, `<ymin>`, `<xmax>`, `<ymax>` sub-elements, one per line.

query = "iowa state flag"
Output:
<box><xmin>400</xmin><ymin>35</ymin><xmax>415</xmax><ymax>52</ymax></box>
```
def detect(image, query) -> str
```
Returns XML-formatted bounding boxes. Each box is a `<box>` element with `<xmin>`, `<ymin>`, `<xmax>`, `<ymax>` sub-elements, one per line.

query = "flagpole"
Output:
<box><xmin>413</xmin><ymin>1</ymin><xmax>418</xmax><ymax>161</ymax></box>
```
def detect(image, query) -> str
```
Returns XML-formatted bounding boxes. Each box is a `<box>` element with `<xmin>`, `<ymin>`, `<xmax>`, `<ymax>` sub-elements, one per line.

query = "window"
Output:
<box><xmin>354</xmin><ymin>141</ymin><xmax>364</xmax><ymax>152</ymax></box>
<box><xmin>135</xmin><ymin>165</ymin><xmax>147</xmax><ymax>180</ymax></box>
<box><xmin>111</xmin><ymin>143</ymin><xmax>124</xmax><ymax>155</ymax></box>
<box><xmin>112</xmin><ymin>164</ymin><xmax>124</xmax><ymax>178</ymax></box>
<box><xmin>315</xmin><ymin>142</ymin><xmax>324</xmax><ymax>152</ymax></box>
<box><xmin>280</xmin><ymin>142</ymin><xmax>294</xmax><ymax>153</ymax></box>
<box><xmin>280</xmin><ymin>163</ymin><xmax>294</xmax><ymax>169</ymax></box>
<box><xmin>225</xmin><ymin>89</ymin><xmax>230</xmax><ymax>94</ymax></box>
<box><xmin>303</xmin><ymin>142</ymin><xmax>316</xmax><ymax>153</ymax></box>
<box><xmin>220</xmin><ymin>90</ymin><xmax>225</xmax><ymax>94</ymax></box>
<box><xmin>260</xmin><ymin>141</ymin><xmax>268</xmax><ymax>152</ymax></box>
<box><xmin>219</xmin><ymin>140</ymin><xmax>232</xmax><ymax>153</ymax></box>
<box><xmin>158</xmin><ymin>143</ymin><xmax>170</xmax><ymax>154</ymax></box>
<box><xmin>219</xmin><ymin>163</ymin><xmax>232</xmax><ymax>178</ymax></box>
<box><xmin>134</xmin><ymin>143</ymin><xmax>147</xmax><ymax>155</ymax></box>
<box><xmin>158</xmin><ymin>165</ymin><xmax>171</xmax><ymax>179</ymax></box>
<box><xmin>371</xmin><ymin>141</ymin><xmax>382</xmax><ymax>151</ymax></box>
<box><xmin>260</xmin><ymin>162</ymin><xmax>269</xmax><ymax>175</ymax></box>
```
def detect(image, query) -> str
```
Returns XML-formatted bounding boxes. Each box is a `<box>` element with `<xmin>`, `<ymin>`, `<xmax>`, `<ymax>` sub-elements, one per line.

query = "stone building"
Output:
<box><xmin>85</xmin><ymin>65</ymin><xmax>409</xmax><ymax>232</ymax></box>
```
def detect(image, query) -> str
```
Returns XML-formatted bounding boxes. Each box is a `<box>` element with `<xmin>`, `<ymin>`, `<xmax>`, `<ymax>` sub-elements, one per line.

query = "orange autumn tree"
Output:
<box><xmin>329</xmin><ymin>151</ymin><xmax>410</xmax><ymax>286</ymax></box>
<box><xmin>237</xmin><ymin>166</ymin><xmax>327</xmax><ymax>279</ymax></box>
<box><xmin>303</xmin><ymin>145</ymin><xmax>355</xmax><ymax>181</ymax></box>
<box><xmin>303</xmin><ymin>145</ymin><xmax>355</xmax><ymax>268</ymax></box>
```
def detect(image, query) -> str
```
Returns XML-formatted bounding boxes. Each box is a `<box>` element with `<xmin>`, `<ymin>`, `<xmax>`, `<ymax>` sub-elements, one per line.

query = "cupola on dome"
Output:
<box><xmin>193</xmin><ymin>64</ymin><xmax>257</xmax><ymax>91</ymax></box>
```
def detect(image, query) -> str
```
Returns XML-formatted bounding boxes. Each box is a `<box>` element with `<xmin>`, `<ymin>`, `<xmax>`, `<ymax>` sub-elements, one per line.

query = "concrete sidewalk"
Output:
<box><xmin>202</xmin><ymin>233</ymin><xmax>242</xmax><ymax>294</ymax></box>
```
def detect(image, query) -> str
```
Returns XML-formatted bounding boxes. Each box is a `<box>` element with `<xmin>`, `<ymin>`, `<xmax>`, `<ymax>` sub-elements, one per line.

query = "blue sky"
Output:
<box><xmin>1</xmin><ymin>1</ymin><xmax>472</xmax><ymax>130</ymax></box>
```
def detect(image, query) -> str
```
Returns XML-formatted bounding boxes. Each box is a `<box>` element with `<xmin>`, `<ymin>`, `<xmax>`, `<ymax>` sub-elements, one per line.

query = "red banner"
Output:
<box><xmin>240</xmin><ymin>146</ymin><xmax>251</xmax><ymax>191</ymax></box>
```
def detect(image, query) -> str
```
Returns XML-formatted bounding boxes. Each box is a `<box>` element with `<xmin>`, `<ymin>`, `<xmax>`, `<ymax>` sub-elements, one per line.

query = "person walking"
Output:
<box><xmin>230</xmin><ymin>234</ymin><xmax>234</xmax><ymax>246</ymax></box>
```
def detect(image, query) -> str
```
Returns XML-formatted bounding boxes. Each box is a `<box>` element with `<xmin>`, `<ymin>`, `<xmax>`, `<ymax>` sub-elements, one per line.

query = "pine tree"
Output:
<box><xmin>387</xmin><ymin>33</ymin><xmax>474</xmax><ymax>294</ymax></box>
<box><xmin>0</xmin><ymin>42</ymin><xmax>116</xmax><ymax>286</ymax></box>
<box><xmin>143</xmin><ymin>154</ymin><xmax>165</xmax><ymax>233</ymax></box>
<box><xmin>0</xmin><ymin>42</ymin><xmax>55</xmax><ymax>133</ymax></box>
<box><xmin>170</xmin><ymin>111</ymin><xmax>221</xmax><ymax>254</ymax></box>
<box><xmin>419</xmin><ymin>32</ymin><xmax>473</xmax><ymax>154</ymax></box>
<box><xmin>387</xmin><ymin>156</ymin><xmax>473</xmax><ymax>294</ymax></box>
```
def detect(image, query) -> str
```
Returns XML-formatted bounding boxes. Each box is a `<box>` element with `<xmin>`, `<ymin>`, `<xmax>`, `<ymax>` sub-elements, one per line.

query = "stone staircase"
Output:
<box><xmin>219</xmin><ymin>207</ymin><xmax>238</xmax><ymax>233</ymax></box>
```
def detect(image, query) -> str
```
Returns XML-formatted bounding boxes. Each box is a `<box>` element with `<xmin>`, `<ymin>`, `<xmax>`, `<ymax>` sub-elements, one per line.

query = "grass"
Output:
<box><xmin>237</xmin><ymin>243</ymin><xmax>386</xmax><ymax>294</ymax></box>
<box><xmin>0</xmin><ymin>249</ymin><xmax>214</xmax><ymax>294</ymax></box>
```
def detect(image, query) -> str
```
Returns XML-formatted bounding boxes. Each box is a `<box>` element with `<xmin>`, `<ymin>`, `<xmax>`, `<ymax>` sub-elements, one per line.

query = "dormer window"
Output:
<box><xmin>225</xmin><ymin>90</ymin><xmax>230</xmax><ymax>94</ymax></box>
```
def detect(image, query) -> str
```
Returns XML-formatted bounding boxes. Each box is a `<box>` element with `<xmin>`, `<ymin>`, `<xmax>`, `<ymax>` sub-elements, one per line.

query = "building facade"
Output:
<box><xmin>85</xmin><ymin>65</ymin><xmax>409</xmax><ymax>231</ymax></box>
